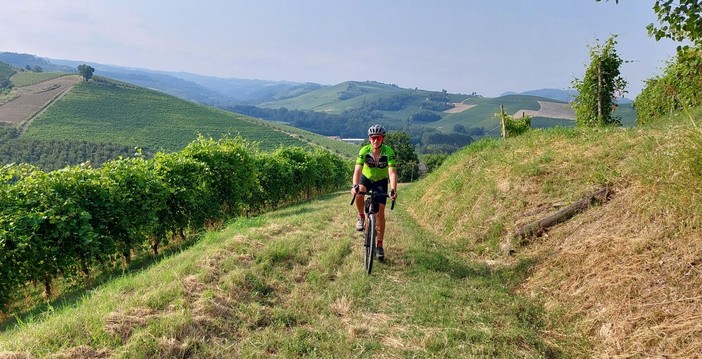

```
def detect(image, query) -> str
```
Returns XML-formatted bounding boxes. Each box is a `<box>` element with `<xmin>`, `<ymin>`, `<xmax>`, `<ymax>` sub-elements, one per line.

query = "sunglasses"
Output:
<box><xmin>369</xmin><ymin>135</ymin><xmax>383</xmax><ymax>141</ymax></box>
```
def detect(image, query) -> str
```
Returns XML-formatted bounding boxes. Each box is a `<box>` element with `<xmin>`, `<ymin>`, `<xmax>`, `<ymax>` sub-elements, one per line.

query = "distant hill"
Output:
<box><xmin>21</xmin><ymin>78</ymin><xmax>315</xmax><ymax>152</ymax></box>
<box><xmin>502</xmin><ymin>88</ymin><xmax>633</xmax><ymax>104</ymax></box>
<box><xmin>47</xmin><ymin>58</ymin><xmax>321</xmax><ymax>106</ymax></box>
<box><xmin>0</xmin><ymin>52</ymin><xmax>637</xmax><ymax>155</ymax></box>
<box><xmin>0</xmin><ymin>72</ymin><xmax>359</xmax><ymax>169</ymax></box>
<box><xmin>0</xmin><ymin>52</ymin><xmax>73</xmax><ymax>73</ymax></box>
<box><xmin>501</xmin><ymin>88</ymin><xmax>578</xmax><ymax>103</ymax></box>
<box><xmin>258</xmin><ymin>81</ymin><xmax>584</xmax><ymax>133</ymax></box>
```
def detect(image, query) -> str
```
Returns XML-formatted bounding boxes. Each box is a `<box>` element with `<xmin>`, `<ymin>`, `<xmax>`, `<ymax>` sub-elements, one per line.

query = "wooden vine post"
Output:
<box><xmin>500</xmin><ymin>105</ymin><xmax>507</xmax><ymax>139</ymax></box>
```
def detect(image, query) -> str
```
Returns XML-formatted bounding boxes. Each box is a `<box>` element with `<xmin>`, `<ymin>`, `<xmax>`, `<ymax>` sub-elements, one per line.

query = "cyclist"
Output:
<box><xmin>351</xmin><ymin>124</ymin><xmax>398</xmax><ymax>259</ymax></box>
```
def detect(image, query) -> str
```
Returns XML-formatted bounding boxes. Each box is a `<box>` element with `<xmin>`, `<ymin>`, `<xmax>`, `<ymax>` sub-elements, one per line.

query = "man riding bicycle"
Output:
<box><xmin>351</xmin><ymin>124</ymin><xmax>398</xmax><ymax>259</ymax></box>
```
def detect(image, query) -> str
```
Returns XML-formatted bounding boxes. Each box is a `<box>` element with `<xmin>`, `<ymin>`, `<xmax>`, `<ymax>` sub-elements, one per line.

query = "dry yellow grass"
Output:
<box><xmin>405</xmin><ymin>119</ymin><xmax>702</xmax><ymax>357</ymax></box>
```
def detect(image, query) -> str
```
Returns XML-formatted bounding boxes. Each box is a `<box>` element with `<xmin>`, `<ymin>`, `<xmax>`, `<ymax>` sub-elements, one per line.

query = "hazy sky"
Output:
<box><xmin>2</xmin><ymin>1</ymin><xmax>681</xmax><ymax>98</ymax></box>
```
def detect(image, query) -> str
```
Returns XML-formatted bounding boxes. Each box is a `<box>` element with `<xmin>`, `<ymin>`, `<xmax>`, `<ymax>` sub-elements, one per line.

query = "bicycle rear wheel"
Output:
<box><xmin>364</xmin><ymin>213</ymin><xmax>377</xmax><ymax>274</ymax></box>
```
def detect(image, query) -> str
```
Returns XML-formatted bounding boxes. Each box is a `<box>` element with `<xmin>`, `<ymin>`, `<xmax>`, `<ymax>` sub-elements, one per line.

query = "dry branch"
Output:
<box><xmin>516</xmin><ymin>187</ymin><xmax>612</xmax><ymax>240</ymax></box>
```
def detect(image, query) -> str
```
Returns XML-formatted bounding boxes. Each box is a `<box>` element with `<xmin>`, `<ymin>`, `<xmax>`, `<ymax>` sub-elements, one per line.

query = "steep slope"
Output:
<box><xmin>403</xmin><ymin>111</ymin><xmax>702</xmax><ymax>357</ymax></box>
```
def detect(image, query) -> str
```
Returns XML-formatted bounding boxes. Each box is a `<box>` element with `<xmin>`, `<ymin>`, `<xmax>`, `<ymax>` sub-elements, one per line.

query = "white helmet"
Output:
<box><xmin>368</xmin><ymin>124</ymin><xmax>387</xmax><ymax>136</ymax></box>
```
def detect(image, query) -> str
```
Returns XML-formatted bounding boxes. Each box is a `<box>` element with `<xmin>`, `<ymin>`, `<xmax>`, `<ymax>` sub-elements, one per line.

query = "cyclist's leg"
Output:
<box><xmin>355</xmin><ymin>184</ymin><xmax>367</xmax><ymax>216</ymax></box>
<box><xmin>373</xmin><ymin>178</ymin><xmax>389</xmax><ymax>253</ymax></box>
<box><xmin>377</xmin><ymin>203</ymin><xmax>386</xmax><ymax>243</ymax></box>
<box><xmin>355</xmin><ymin>176</ymin><xmax>372</xmax><ymax>231</ymax></box>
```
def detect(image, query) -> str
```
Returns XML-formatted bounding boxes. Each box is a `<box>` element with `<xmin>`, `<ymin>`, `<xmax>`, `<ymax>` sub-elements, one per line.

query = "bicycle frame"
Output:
<box><xmin>350</xmin><ymin>190</ymin><xmax>395</xmax><ymax>274</ymax></box>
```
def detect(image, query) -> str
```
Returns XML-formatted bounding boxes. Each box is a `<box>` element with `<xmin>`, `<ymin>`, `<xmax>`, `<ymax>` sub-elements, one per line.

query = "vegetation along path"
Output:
<box><xmin>0</xmin><ymin>190</ymin><xmax>582</xmax><ymax>358</ymax></box>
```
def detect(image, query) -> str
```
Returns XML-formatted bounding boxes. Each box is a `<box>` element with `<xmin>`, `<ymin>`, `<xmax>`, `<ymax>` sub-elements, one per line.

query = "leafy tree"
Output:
<box><xmin>494</xmin><ymin>111</ymin><xmax>532</xmax><ymax>137</ymax></box>
<box><xmin>634</xmin><ymin>46</ymin><xmax>702</xmax><ymax>123</ymax></box>
<box><xmin>571</xmin><ymin>35</ymin><xmax>628</xmax><ymax>126</ymax></box>
<box><xmin>409</xmin><ymin>110</ymin><xmax>441</xmax><ymax>123</ymax></box>
<box><xmin>648</xmin><ymin>0</ymin><xmax>702</xmax><ymax>48</ymax></box>
<box><xmin>597</xmin><ymin>0</ymin><xmax>702</xmax><ymax>49</ymax></box>
<box><xmin>384</xmin><ymin>131</ymin><xmax>420</xmax><ymax>182</ymax></box>
<box><xmin>77</xmin><ymin>64</ymin><xmax>95</xmax><ymax>82</ymax></box>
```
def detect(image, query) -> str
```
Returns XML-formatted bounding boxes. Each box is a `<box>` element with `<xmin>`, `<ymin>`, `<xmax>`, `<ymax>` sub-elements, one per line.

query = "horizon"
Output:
<box><xmin>1</xmin><ymin>1</ymin><xmax>681</xmax><ymax>98</ymax></box>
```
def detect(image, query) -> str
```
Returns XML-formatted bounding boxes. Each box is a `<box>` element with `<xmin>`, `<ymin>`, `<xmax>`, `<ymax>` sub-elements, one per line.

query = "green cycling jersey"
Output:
<box><xmin>355</xmin><ymin>144</ymin><xmax>396</xmax><ymax>181</ymax></box>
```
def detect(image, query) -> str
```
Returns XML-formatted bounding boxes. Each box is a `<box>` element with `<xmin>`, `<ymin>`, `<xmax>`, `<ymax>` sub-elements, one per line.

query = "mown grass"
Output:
<box><xmin>0</xmin><ymin>190</ymin><xmax>582</xmax><ymax>358</ymax></box>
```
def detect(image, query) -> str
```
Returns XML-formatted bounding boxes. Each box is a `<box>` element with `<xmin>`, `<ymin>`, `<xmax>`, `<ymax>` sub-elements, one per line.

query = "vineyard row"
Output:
<box><xmin>0</xmin><ymin>135</ymin><xmax>350</xmax><ymax>311</ymax></box>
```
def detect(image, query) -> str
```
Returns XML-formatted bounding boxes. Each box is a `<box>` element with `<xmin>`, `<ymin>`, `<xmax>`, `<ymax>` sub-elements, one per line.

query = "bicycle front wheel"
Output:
<box><xmin>364</xmin><ymin>213</ymin><xmax>376</xmax><ymax>274</ymax></box>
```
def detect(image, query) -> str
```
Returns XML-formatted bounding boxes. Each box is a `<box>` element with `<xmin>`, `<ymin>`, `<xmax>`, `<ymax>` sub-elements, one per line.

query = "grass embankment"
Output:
<box><xmin>0</xmin><ymin>192</ymin><xmax>579</xmax><ymax>357</ymax></box>
<box><xmin>404</xmin><ymin>108</ymin><xmax>702</xmax><ymax>357</ymax></box>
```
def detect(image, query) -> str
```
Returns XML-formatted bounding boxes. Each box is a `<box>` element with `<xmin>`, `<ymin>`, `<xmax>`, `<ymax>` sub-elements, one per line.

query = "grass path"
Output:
<box><xmin>0</xmin><ymin>191</ymin><xmax>584</xmax><ymax>358</ymax></box>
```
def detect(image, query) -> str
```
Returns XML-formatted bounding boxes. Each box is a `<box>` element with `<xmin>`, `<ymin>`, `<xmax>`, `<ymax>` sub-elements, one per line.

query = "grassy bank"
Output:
<box><xmin>404</xmin><ymin>108</ymin><xmax>702</xmax><ymax>357</ymax></box>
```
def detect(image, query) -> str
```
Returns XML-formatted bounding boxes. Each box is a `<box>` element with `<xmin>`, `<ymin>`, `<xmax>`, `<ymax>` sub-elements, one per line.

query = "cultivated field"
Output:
<box><xmin>512</xmin><ymin>100</ymin><xmax>576</xmax><ymax>120</ymax></box>
<box><xmin>0</xmin><ymin>75</ymin><xmax>81</xmax><ymax>125</ymax></box>
<box><xmin>443</xmin><ymin>102</ymin><xmax>477</xmax><ymax>114</ymax></box>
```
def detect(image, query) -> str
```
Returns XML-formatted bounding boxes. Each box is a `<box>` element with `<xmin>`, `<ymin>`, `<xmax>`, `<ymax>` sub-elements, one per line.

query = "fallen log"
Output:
<box><xmin>516</xmin><ymin>187</ymin><xmax>612</xmax><ymax>240</ymax></box>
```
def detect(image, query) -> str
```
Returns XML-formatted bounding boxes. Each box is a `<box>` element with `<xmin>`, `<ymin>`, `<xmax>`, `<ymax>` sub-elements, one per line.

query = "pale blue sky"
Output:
<box><xmin>1</xmin><ymin>1</ymin><xmax>680</xmax><ymax>97</ymax></box>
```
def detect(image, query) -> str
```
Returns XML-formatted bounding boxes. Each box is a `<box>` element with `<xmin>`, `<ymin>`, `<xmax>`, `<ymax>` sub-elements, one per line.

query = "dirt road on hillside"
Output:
<box><xmin>512</xmin><ymin>100</ymin><xmax>576</xmax><ymax>120</ymax></box>
<box><xmin>0</xmin><ymin>75</ymin><xmax>82</xmax><ymax>126</ymax></box>
<box><xmin>444</xmin><ymin>102</ymin><xmax>477</xmax><ymax>114</ymax></box>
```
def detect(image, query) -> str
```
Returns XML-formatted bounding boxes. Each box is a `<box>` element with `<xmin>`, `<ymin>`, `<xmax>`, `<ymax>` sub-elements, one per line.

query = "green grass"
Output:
<box><xmin>0</xmin><ymin>192</ymin><xmax>582</xmax><ymax>357</ymax></box>
<box><xmin>11</xmin><ymin>72</ymin><xmax>71</xmax><ymax>87</ymax></box>
<box><xmin>23</xmin><ymin>81</ymin><xmax>310</xmax><ymax>152</ymax></box>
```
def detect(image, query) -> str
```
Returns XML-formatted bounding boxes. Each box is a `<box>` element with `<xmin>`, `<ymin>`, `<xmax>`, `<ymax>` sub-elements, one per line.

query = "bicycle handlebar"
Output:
<box><xmin>350</xmin><ymin>190</ymin><xmax>396</xmax><ymax>210</ymax></box>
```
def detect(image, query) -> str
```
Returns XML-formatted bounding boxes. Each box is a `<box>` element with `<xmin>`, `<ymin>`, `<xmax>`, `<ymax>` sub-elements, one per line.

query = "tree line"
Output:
<box><xmin>229</xmin><ymin>95</ymin><xmax>477</xmax><ymax>155</ymax></box>
<box><xmin>0</xmin><ymin>136</ymin><xmax>349</xmax><ymax>312</ymax></box>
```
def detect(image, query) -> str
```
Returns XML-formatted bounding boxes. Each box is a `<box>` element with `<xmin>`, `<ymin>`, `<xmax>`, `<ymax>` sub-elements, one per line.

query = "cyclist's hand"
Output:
<box><xmin>351</xmin><ymin>184</ymin><xmax>359</xmax><ymax>196</ymax></box>
<box><xmin>390</xmin><ymin>189</ymin><xmax>397</xmax><ymax>201</ymax></box>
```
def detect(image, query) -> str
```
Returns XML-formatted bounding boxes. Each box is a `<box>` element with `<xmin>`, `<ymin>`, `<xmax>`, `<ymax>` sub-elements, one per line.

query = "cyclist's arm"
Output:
<box><xmin>352</xmin><ymin>164</ymin><xmax>363</xmax><ymax>193</ymax></box>
<box><xmin>389</xmin><ymin>166</ymin><xmax>398</xmax><ymax>199</ymax></box>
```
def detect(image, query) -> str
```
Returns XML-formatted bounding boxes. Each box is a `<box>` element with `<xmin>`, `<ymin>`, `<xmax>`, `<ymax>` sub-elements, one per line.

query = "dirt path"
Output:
<box><xmin>512</xmin><ymin>100</ymin><xmax>576</xmax><ymax>120</ymax></box>
<box><xmin>0</xmin><ymin>75</ymin><xmax>82</xmax><ymax>132</ymax></box>
<box><xmin>444</xmin><ymin>101</ymin><xmax>476</xmax><ymax>114</ymax></box>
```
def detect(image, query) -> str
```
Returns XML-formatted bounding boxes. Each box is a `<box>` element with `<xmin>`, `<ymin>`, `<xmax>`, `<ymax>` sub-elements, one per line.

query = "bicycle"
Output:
<box><xmin>350</xmin><ymin>189</ymin><xmax>395</xmax><ymax>274</ymax></box>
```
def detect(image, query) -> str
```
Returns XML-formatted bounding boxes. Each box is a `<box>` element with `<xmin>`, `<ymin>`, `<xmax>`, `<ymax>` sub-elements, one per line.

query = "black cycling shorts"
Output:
<box><xmin>360</xmin><ymin>175</ymin><xmax>389</xmax><ymax>205</ymax></box>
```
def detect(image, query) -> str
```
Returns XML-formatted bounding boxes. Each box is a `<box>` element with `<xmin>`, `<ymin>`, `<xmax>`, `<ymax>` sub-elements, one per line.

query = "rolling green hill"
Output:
<box><xmin>257</xmin><ymin>81</ymin><xmax>636</xmax><ymax>138</ymax></box>
<box><xmin>259</xmin><ymin>81</ymin><xmax>411</xmax><ymax>112</ymax></box>
<box><xmin>22</xmin><ymin>78</ymin><xmax>324</xmax><ymax>153</ymax></box>
<box><xmin>0</xmin><ymin>74</ymin><xmax>358</xmax><ymax>170</ymax></box>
